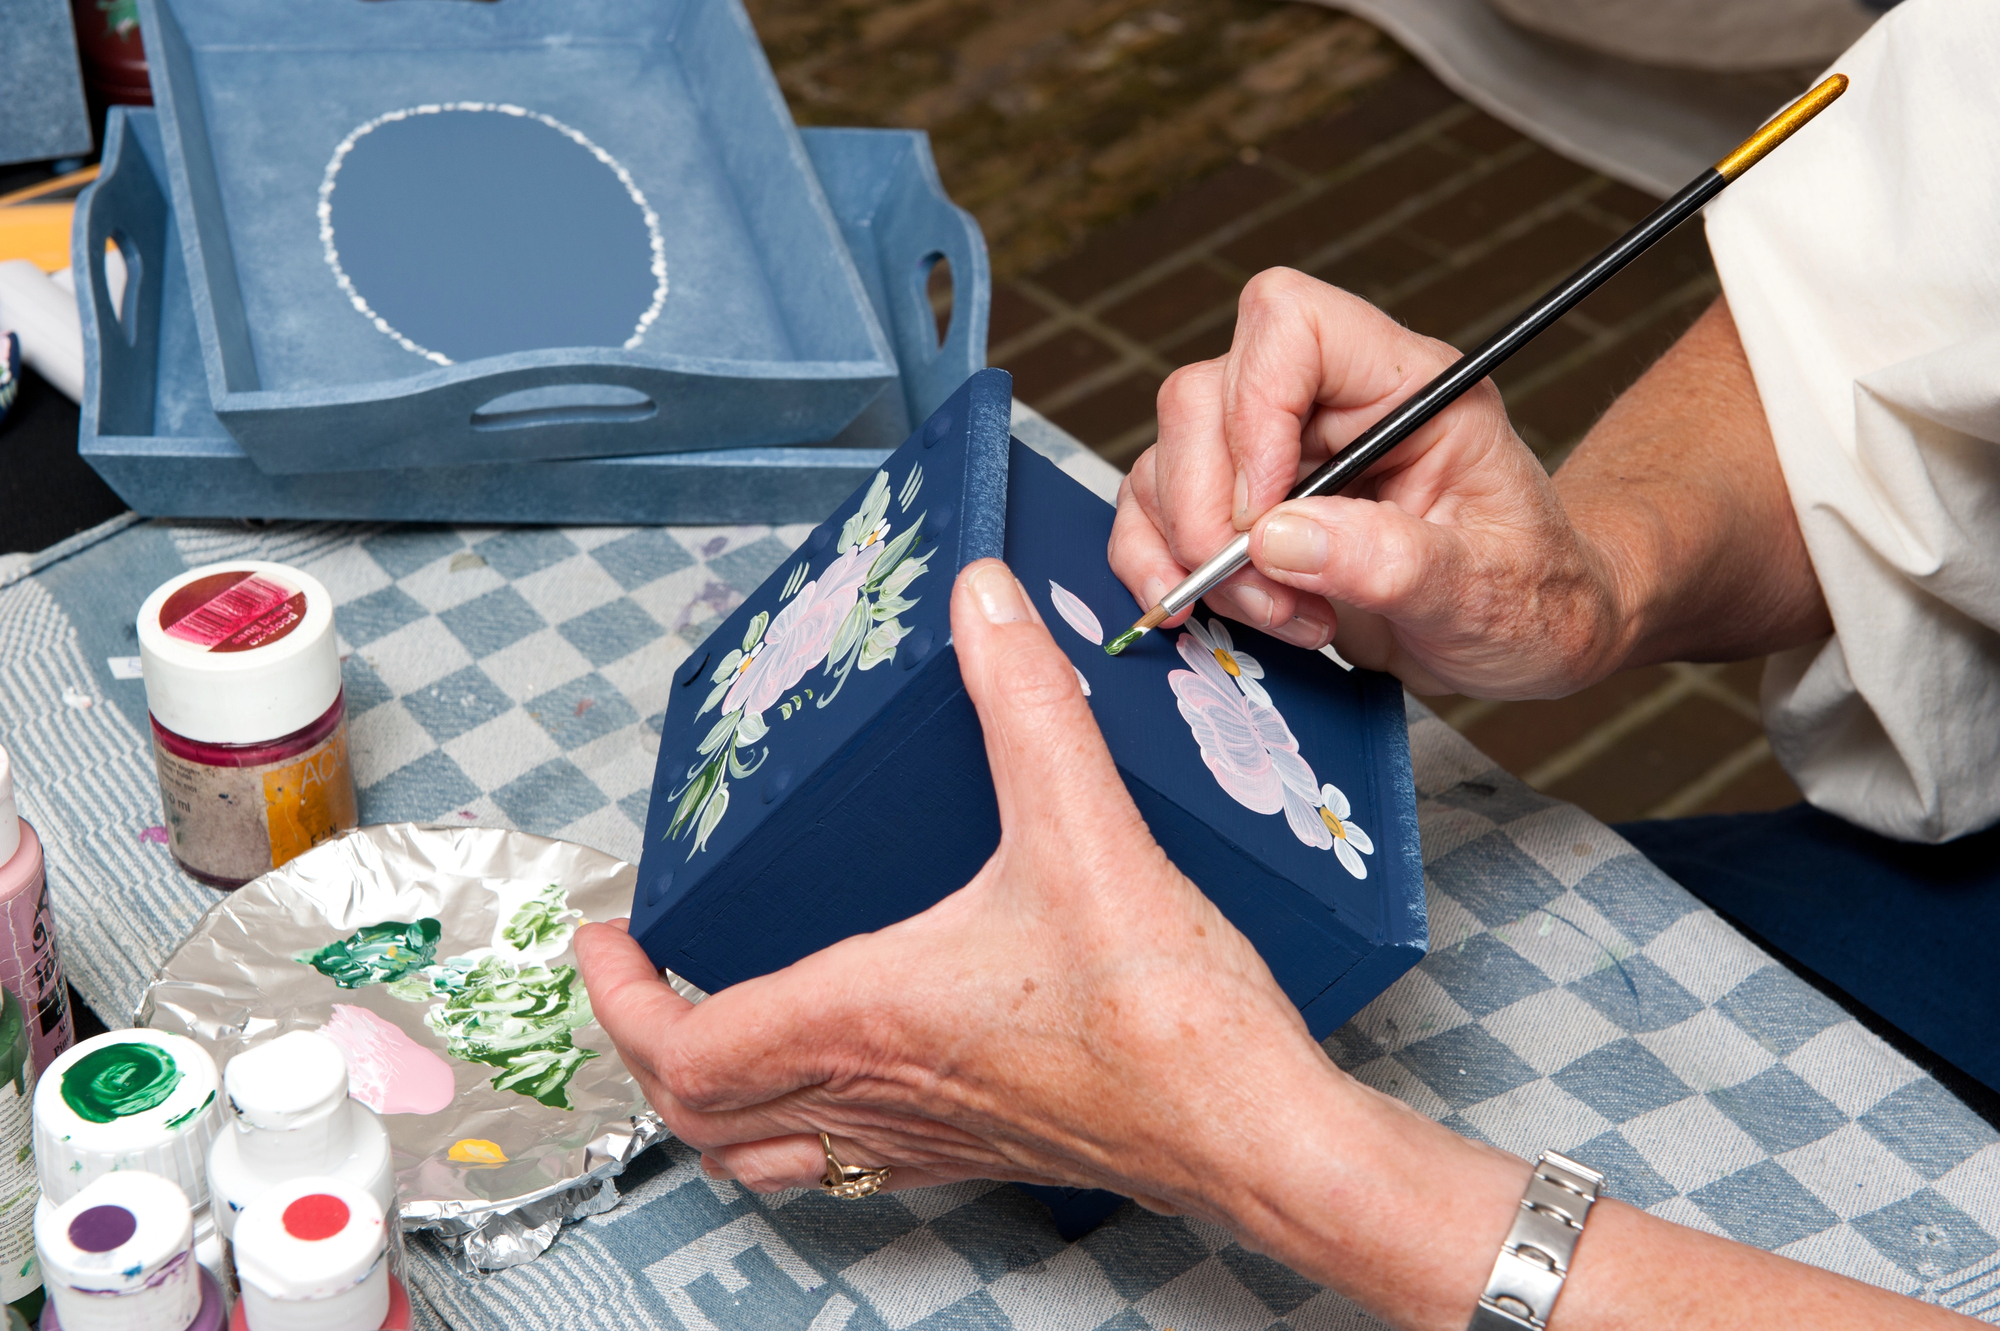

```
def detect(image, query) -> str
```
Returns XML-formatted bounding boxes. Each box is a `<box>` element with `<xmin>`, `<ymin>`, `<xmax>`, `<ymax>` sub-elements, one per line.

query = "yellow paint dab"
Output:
<box><xmin>448</xmin><ymin>1138</ymin><xmax>508</xmax><ymax>1166</ymax></box>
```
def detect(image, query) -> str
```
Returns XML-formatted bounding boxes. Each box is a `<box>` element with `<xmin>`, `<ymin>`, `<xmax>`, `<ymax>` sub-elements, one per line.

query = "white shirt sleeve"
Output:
<box><xmin>1702</xmin><ymin>0</ymin><xmax>2000</xmax><ymax>844</ymax></box>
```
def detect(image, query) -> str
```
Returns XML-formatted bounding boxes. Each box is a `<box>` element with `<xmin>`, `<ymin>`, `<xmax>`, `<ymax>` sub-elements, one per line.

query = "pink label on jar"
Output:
<box><xmin>0</xmin><ymin>846</ymin><xmax>73</xmax><ymax>1083</ymax></box>
<box><xmin>159</xmin><ymin>572</ymin><xmax>307</xmax><ymax>654</ymax></box>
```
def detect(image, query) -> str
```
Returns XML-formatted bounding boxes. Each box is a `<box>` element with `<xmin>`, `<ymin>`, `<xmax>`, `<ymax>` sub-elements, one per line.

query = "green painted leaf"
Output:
<box><xmin>698</xmin><ymin>677</ymin><xmax>733</xmax><ymax>718</ymax></box>
<box><xmin>742</xmin><ymin>611</ymin><xmax>769</xmax><ymax>654</ymax></box>
<box><xmin>736</xmin><ymin>710</ymin><xmax>769</xmax><ymax>745</ymax></box>
<box><xmin>879</xmin><ymin>554</ymin><xmax>926</xmax><ymax>599</ymax></box>
<box><xmin>779</xmin><ymin>702</ymin><xmax>792</xmax><ymax>720</ymax></box>
<box><xmin>696</xmin><ymin>709</ymin><xmax>741</xmax><ymax>756</ymax></box>
<box><xmin>839</xmin><ymin>471</ymin><xmax>891</xmax><ymax>550</ymax></box>
<box><xmin>710</xmin><ymin>649</ymin><xmax>743</xmax><ymax>684</ymax></box>
<box><xmin>667</xmin><ymin>759</ymin><xmax>721</xmax><ymax>839</ymax></box>
<box><xmin>858</xmin><ymin>618</ymin><xmax>911</xmax><ymax>671</ymax></box>
<box><xmin>693</xmin><ymin>780</ymin><xmax>730</xmax><ymax>853</ymax></box>
<box><xmin>826</xmin><ymin>598</ymin><xmax>870</xmax><ymax>668</ymax></box>
<box><xmin>862</xmin><ymin>521</ymin><xmax>923</xmax><ymax>591</ymax></box>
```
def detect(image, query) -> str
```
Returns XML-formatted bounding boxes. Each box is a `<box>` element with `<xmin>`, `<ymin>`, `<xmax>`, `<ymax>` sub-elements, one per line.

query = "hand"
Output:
<box><xmin>575</xmin><ymin>559</ymin><xmax>1363</xmax><ymax>1217</ymax></box>
<box><xmin>1109</xmin><ymin>268</ymin><xmax>1623</xmax><ymax>699</ymax></box>
<box><xmin>575</xmin><ymin>559</ymin><xmax>1944</xmax><ymax>1331</ymax></box>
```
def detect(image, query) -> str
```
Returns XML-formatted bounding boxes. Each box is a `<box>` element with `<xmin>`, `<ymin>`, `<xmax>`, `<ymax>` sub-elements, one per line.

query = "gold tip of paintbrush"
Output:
<box><xmin>1105</xmin><ymin>605</ymin><xmax>1169</xmax><ymax>656</ymax></box>
<box><xmin>1715</xmin><ymin>73</ymin><xmax>1848</xmax><ymax>181</ymax></box>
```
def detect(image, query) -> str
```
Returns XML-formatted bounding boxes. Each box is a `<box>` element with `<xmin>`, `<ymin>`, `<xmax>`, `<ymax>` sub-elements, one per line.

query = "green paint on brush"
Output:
<box><xmin>60</xmin><ymin>1042</ymin><xmax>183</xmax><ymax>1124</ymax></box>
<box><xmin>1104</xmin><ymin>626</ymin><xmax>1147</xmax><ymax>656</ymax></box>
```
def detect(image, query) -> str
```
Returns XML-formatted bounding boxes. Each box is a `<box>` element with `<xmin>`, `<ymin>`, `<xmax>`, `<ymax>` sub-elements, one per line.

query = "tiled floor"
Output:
<box><xmin>972</xmin><ymin>62</ymin><xmax>1801</xmax><ymax>828</ymax></box>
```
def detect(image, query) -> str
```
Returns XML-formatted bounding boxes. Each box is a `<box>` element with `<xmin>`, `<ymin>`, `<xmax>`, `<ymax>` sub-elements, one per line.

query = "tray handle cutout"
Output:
<box><xmin>470</xmin><ymin>383</ymin><xmax>658</xmax><ymax>432</ymax></box>
<box><xmin>920</xmin><ymin>252</ymin><xmax>953</xmax><ymax>351</ymax></box>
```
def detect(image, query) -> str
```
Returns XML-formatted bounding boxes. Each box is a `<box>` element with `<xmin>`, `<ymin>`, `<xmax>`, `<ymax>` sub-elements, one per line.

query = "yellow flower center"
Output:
<box><xmin>1213</xmin><ymin>648</ymin><xmax>1240</xmax><ymax>677</ymax></box>
<box><xmin>1319</xmin><ymin>807</ymin><xmax>1347</xmax><ymax>840</ymax></box>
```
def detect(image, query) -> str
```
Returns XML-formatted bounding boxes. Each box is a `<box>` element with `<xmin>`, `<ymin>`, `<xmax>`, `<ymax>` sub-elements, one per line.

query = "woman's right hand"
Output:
<box><xmin>1108</xmin><ymin>267</ymin><xmax>1627</xmax><ymax>700</ymax></box>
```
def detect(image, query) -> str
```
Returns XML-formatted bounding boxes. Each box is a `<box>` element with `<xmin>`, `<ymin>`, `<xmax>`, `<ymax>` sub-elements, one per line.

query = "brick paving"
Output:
<box><xmin>984</xmin><ymin>63</ymin><xmax>1801</xmax><ymax>827</ymax></box>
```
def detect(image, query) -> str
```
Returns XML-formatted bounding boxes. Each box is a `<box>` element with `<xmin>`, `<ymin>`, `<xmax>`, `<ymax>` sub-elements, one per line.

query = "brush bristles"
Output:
<box><xmin>1104</xmin><ymin>604</ymin><xmax>1169</xmax><ymax>656</ymax></box>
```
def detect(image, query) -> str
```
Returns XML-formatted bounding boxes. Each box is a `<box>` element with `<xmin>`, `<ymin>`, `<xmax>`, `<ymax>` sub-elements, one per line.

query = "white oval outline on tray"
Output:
<box><xmin>317</xmin><ymin>102</ymin><xmax>670</xmax><ymax>367</ymax></box>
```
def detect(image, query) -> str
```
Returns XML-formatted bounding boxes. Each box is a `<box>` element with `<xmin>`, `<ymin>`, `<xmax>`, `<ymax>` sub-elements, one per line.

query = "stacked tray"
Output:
<box><xmin>79</xmin><ymin>109</ymin><xmax>989</xmax><ymax>524</ymax></box>
<box><xmin>78</xmin><ymin>0</ymin><xmax>991</xmax><ymax>523</ymax></box>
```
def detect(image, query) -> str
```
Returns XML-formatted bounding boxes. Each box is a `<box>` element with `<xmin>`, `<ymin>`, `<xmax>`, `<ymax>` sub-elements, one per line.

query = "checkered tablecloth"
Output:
<box><xmin>2</xmin><ymin>406</ymin><xmax>1995</xmax><ymax>1328</ymax></box>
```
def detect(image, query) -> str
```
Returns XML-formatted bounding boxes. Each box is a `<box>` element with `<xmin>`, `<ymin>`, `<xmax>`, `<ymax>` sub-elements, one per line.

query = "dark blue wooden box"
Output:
<box><xmin>633</xmin><ymin>368</ymin><xmax>1426</xmax><ymax>1234</ymax></box>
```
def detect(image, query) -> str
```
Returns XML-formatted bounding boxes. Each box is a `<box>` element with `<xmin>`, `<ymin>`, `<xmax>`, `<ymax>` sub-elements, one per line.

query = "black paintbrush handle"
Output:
<box><xmin>1291</xmin><ymin>168</ymin><xmax>1727</xmax><ymax>503</ymax></box>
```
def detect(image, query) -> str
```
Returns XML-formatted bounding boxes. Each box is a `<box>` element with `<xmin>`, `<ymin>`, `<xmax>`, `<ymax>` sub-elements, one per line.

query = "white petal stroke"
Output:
<box><xmin>1344</xmin><ymin>821</ymin><xmax>1374</xmax><ymax>856</ymax></box>
<box><xmin>1320</xmin><ymin>783</ymin><xmax>1351</xmax><ymax>819</ymax></box>
<box><xmin>1284</xmin><ymin>782</ymin><xmax>1331</xmax><ymax>848</ymax></box>
<box><xmin>1074</xmin><ymin>666</ymin><xmax>1093</xmax><ymax>696</ymax></box>
<box><xmin>1336</xmin><ymin>839</ymin><xmax>1367</xmax><ymax>879</ymax></box>
<box><xmin>1049</xmin><ymin>581</ymin><xmax>1103</xmax><ymax>646</ymax></box>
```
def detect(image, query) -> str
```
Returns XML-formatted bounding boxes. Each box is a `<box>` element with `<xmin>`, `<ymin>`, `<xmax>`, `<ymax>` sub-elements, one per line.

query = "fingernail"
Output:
<box><xmin>1271</xmin><ymin>614</ymin><xmax>1332</xmax><ymax>649</ymax></box>
<box><xmin>1232</xmin><ymin>469</ymin><xmax>1250</xmax><ymax>524</ymax></box>
<box><xmin>1016</xmin><ymin>578</ymin><xmax>1045</xmax><ymax>627</ymax></box>
<box><xmin>1261</xmin><ymin>514</ymin><xmax>1327</xmax><ymax>573</ymax></box>
<box><xmin>970</xmin><ymin>564</ymin><xmax>1027</xmax><ymax>623</ymax></box>
<box><xmin>1142</xmin><ymin>576</ymin><xmax>1167</xmax><ymax>608</ymax></box>
<box><xmin>1230</xmin><ymin>585</ymin><xmax>1275</xmax><ymax>628</ymax></box>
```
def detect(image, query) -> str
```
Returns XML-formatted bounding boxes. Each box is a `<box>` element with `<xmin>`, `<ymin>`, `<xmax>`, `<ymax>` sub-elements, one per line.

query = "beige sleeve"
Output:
<box><xmin>1702</xmin><ymin>0</ymin><xmax>2000</xmax><ymax>843</ymax></box>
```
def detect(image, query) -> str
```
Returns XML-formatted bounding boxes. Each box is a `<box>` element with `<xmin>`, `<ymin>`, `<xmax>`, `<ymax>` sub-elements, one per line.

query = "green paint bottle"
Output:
<box><xmin>0</xmin><ymin>988</ymin><xmax>43</xmax><ymax>1326</ymax></box>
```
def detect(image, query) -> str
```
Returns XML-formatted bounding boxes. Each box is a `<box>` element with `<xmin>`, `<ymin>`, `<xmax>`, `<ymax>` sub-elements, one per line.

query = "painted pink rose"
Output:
<box><xmin>722</xmin><ymin>542</ymin><xmax>884</xmax><ymax>718</ymax></box>
<box><xmin>1168</xmin><ymin>630</ymin><xmax>1313</xmax><ymax>815</ymax></box>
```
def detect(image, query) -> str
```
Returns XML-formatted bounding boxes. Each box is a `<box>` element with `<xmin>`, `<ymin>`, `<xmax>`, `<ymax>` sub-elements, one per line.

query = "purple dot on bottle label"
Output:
<box><xmin>69</xmin><ymin>1205</ymin><xmax>138</xmax><ymax>1253</ymax></box>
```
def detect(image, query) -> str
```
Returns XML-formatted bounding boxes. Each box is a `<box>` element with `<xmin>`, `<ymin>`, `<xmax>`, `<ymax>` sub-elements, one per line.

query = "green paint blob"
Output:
<box><xmin>299</xmin><ymin>918</ymin><xmax>443</xmax><ymax>989</ymax></box>
<box><xmin>60</xmin><ymin>1042</ymin><xmax>183</xmax><ymax>1124</ymax></box>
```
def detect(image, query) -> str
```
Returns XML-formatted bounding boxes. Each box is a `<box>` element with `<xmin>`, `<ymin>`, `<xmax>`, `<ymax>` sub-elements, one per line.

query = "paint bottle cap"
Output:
<box><xmin>0</xmin><ymin>744</ymin><xmax>18</xmax><ymax>867</ymax></box>
<box><xmin>137</xmin><ymin>562</ymin><xmax>341</xmax><ymax>746</ymax></box>
<box><xmin>36</xmin><ymin>1170</ymin><xmax>201</xmax><ymax>1331</ymax></box>
<box><xmin>34</xmin><ymin>1030</ymin><xmax>223</xmax><ymax>1209</ymax></box>
<box><xmin>234</xmin><ymin>1177</ymin><xmax>389</xmax><ymax>1331</ymax></box>
<box><xmin>225</xmin><ymin>1031</ymin><xmax>348</xmax><ymax>1132</ymax></box>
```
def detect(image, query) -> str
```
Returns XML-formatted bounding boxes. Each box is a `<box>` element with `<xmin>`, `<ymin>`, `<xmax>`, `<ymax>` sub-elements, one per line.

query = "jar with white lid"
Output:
<box><xmin>137</xmin><ymin>561</ymin><xmax>358</xmax><ymax>889</ymax></box>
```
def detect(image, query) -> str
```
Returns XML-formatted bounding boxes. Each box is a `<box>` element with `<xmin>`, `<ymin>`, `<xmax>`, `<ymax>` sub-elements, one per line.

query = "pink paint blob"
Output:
<box><xmin>139</xmin><ymin>826</ymin><xmax>169</xmax><ymax>844</ymax></box>
<box><xmin>318</xmin><ymin>1004</ymin><xmax>456</xmax><ymax>1115</ymax></box>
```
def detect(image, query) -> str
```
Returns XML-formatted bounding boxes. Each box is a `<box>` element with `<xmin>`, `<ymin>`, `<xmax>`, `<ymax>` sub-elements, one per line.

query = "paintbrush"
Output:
<box><xmin>1105</xmin><ymin>73</ymin><xmax>1848</xmax><ymax>656</ymax></box>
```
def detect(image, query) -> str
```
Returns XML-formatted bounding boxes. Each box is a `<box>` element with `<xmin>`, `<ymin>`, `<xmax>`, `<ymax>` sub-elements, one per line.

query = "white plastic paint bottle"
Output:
<box><xmin>34</xmin><ymin>1170</ymin><xmax>224</xmax><ymax>1331</ymax></box>
<box><xmin>206</xmin><ymin>1032</ymin><xmax>395</xmax><ymax>1247</ymax></box>
<box><xmin>33</xmin><ymin>1032</ymin><xmax>226</xmax><ymax>1278</ymax></box>
<box><xmin>227</xmin><ymin>1179</ymin><xmax>409</xmax><ymax>1331</ymax></box>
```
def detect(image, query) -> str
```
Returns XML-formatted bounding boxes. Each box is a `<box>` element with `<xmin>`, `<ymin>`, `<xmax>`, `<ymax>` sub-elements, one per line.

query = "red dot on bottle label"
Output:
<box><xmin>282</xmin><ymin>1194</ymin><xmax>350</xmax><ymax>1242</ymax></box>
<box><xmin>69</xmin><ymin>1205</ymin><xmax>138</xmax><ymax>1253</ymax></box>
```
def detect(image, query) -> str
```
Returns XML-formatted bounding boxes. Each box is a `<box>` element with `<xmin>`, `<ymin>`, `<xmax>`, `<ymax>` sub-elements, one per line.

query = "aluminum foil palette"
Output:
<box><xmin>141</xmin><ymin>824</ymin><xmax>663</xmax><ymax>1268</ymax></box>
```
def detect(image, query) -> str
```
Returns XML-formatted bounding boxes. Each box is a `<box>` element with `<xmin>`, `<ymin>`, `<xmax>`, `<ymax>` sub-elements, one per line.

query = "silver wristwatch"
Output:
<box><xmin>1467</xmin><ymin>1150</ymin><xmax>1606</xmax><ymax>1330</ymax></box>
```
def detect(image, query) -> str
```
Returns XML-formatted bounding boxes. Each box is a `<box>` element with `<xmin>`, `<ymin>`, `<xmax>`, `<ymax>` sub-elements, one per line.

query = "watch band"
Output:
<box><xmin>1467</xmin><ymin>1150</ymin><xmax>1606</xmax><ymax>1331</ymax></box>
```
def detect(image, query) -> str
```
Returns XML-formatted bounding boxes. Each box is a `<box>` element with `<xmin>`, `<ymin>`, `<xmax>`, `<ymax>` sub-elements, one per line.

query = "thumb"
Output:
<box><xmin>949</xmin><ymin>561</ymin><xmax>1152</xmax><ymax>864</ymax></box>
<box><xmin>1249</xmin><ymin>495</ymin><xmax>1470</xmax><ymax>627</ymax></box>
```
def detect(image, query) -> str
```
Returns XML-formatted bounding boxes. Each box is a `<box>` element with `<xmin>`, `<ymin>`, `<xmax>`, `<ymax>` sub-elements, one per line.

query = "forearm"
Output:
<box><xmin>1231</xmin><ymin>1067</ymin><xmax>1970</xmax><ymax>1331</ymax></box>
<box><xmin>1555</xmin><ymin>296</ymin><xmax>1831</xmax><ymax>678</ymax></box>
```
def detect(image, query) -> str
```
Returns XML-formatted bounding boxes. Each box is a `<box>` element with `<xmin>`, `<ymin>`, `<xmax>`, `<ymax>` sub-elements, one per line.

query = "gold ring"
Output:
<box><xmin>819</xmin><ymin>1132</ymin><xmax>892</xmax><ymax>1200</ymax></box>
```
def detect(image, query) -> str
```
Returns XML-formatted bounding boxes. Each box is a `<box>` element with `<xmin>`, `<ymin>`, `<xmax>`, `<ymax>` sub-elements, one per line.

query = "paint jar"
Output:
<box><xmin>34</xmin><ymin>1170</ymin><xmax>225</xmax><ymax>1331</ymax></box>
<box><xmin>33</xmin><ymin>1031</ymin><xmax>226</xmax><ymax>1279</ymax></box>
<box><xmin>0</xmin><ymin>990</ymin><xmax>41</xmax><ymax>1326</ymax></box>
<box><xmin>228</xmin><ymin>1178</ymin><xmax>410</xmax><ymax>1331</ymax></box>
<box><xmin>208</xmin><ymin>1033</ymin><xmax>395</xmax><ymax>1253</ymax></box>
<box><xmin>138</xmin><ymin>562</ymin><xmax>357</xmax><ymax>890</ymax></box>
<box><xmin>0</xmin><ymin>745</ymin><xmax>75</xmax><ymax>1081</ymax></box>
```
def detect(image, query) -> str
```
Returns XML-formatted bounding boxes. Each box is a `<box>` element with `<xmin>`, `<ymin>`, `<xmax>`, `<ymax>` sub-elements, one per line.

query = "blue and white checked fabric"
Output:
<box><xmin>0</xmin><ymin>406</ymin><xmax>1994</xmax><ymax>1328</ymax></box>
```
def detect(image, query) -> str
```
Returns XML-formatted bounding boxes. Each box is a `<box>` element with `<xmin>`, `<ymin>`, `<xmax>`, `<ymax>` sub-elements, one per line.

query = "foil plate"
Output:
<box><xmin>137</xmin><ymin>824</ymin><xmax>668</xmax><ymax>1270</ymax></box>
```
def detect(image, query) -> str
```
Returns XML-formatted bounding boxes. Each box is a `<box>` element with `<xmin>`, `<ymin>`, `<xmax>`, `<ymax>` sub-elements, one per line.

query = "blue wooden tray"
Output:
<box><xmin>139</xmin><ymin>0</ymin><xmax>903</xmax><ymax>475</ymax></box>
<box><xmin>78</xmin><ymin>108</ymin><xmax>990</xmax><ymax>525</ymax></box>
